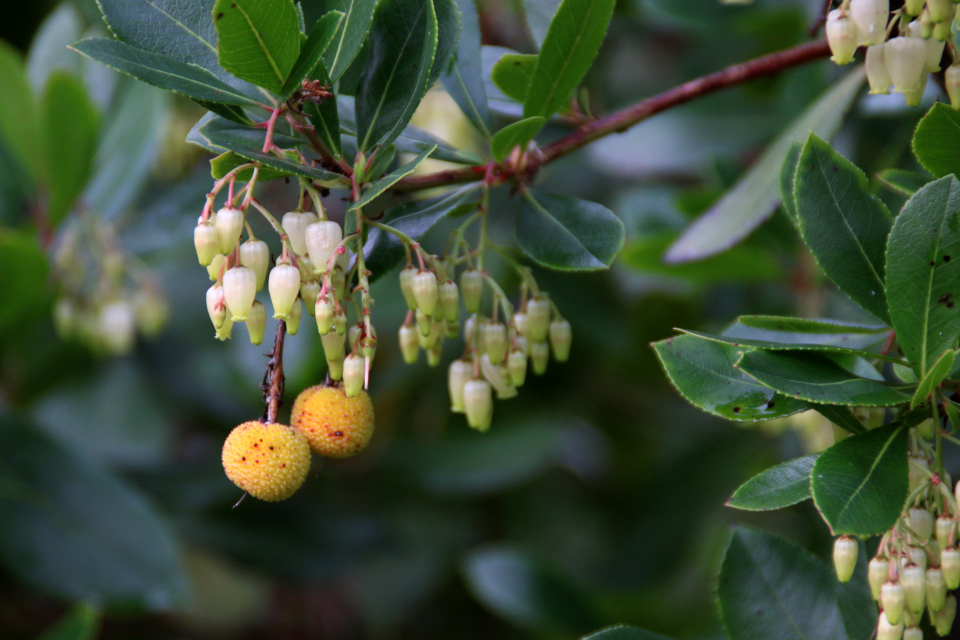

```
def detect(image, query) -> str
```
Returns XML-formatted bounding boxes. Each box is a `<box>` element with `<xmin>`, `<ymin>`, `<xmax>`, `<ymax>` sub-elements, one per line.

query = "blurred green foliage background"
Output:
<box><xmin>0</xmin><ymin>0</ymin><xmax>939</xmax><ymax>638</ymax></box>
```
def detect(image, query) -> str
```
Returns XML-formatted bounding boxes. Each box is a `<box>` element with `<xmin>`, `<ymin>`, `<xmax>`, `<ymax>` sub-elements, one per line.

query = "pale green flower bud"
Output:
<box><xmin>207</xmin><ymin>283</ymin><xmax>227</xmax><ymax>330</ymax></box>
<box><xmin>448</xmin><ymin>359</ymin><xmax>471</xmax><ymax>412</ymax></box>
<box><xmin>281</xmin><ymin>211</ymin><xmax>317</xmax><ymax>256</ymax></box>
<box><xmin>480</xmin><ymin>353</ymin><xmax>517</xmax><ymax>400</ymax></box>
<box><xmin>464</xmin><ymin>379</ymin><xmax>493</xmax><ymax>431</ymax></box>
<box><xmin>419</xmin><ymin>318</ymin><xmax>443</xmax><ymax>350</ymax></box>
<box><xmin>327</xmin><ymin>352</ymin><xmax>344</xmax><ymax>381</ymax></box>
<box><xmin>343</xmin><ymin>353</ymin><xmax>364</xmax><ymax>397</ymax></box>
<box><xmin>934</xmin><ymin>19</ymin><xmax>952</xmax><ymax>42</ymax></box>
<box><xmin>333</xmin><ymin>309</ymin><xmax>346</xmax><ymax>335</ymax></box>
<box><xmin>399</xmin><ymin>324</ymin><xmax>419</xmax><ymax>364</ymax></box>
<box><xmin>445</xmin><ymin>319</ymin><xmax>459</xmax><ymax>339</ymax></box>
<box><xmin>904</xmin><ymin>70</ymin><xmax>928</xmax><ymax>107</ymax></box>
<box><xmin>195</xmin><ymin>220</ymin><xmax>219</xmax><ymax>266</ymax></box>
<box><xmin>99</xmin><ymin>300</ymin><xmax>137</xmax><ymax>355</ymax></box>
<box><xmin>413</xmin><ymin>270</ymin><xmax>439</xmax><ymax>316</ymax></box>
<box><xmin>878</xmin><ymin>612</ymin><xmax>905</xmax><ymax>640</ymax></box>
<box><xmin>902</xmin><ymin>563</ymin><xmax>926</xmax><ymax>614</ymax></box>
<box><xmin>526</xmin><ymin>297</ymin><xmax>550</xmax><ymax>342</ymax></box>
<box><xmin>269</xmin><ymin>263</ymin><xmax>301</xmax><ymax>320</ymax></box>
<box><xmin>882</xmin><ymin>579</ymin><xmax>906</xmax><ymax>625</ymax></box>
<box><xmin>909</xmin><ymin>508</ymin><xmax>935</xmax><ymax>542</ymax></box>
<box><xmin>946</xmin><ymin>65</ymin><xmax>960</xmax><ymax>109</ymax></box>
<box><xmin>316</xmin><ymin>295</ymin><xmax>334</xmax><ymax>334</ymax></box>
<box><xmin>245</xmin><ymin>300</ymin><xmax>266</xmax><ymax>345</ymax></box>
<box><xmin>485</xmin><ymin>322</ymin><xmax>508</xmax><ymax>366</ymax></box>
<box><xmin>870</xmin><ymin>557</ymin><xmax>890</xmax><ymax>599</ymax></box>
<box><xmin>508</xmin><ymin>349</ymin><xmax>528</xmax><ymax>387</ymax></box>
<box><xmin>928</xmin><ymin>566</ymin><xmax>948</xmax><ymax>613</ymax></box>
<box><xmin>513</xmin><ymin>311</ymin><xmax>529</xmax><ymax>338</ymax></box>
<box><xmin>885</xmin><ymin>36</ymin><xmax>927</xmax><ymax>93</ymax></box>
<box><xmin>427</xmin><ymin>344</ymin><xmax>442</xmax><ymax>367</ymax></box>
<box><xmin>905</xmin><ymin>0</ymin><xmax>925</xmax><ymax>14</ymax></box>
<box><xmin>239</xmin><ymin>239</ymin><xmax>269</xmax><ymax>290</ymax></box>
<box><xmin>134</xmin><ymin>289</ymin><xmax>168</xmax><ymax>337</ymax></box>
<box><xmin>833</xmin><ymin>536</ymin><xmax>858</xmax><ymax>583</ymax></box>
<box><xmin>440</xmin><ymin>280</ymin><xmax>459</xmax><ymax>323</ymax></box>
<box><xmin>223</xmin><ymin>265</ymin><xmax>256</xmax><ymax>321</ymax></box>
<box><xmin>330</xmin><ymin>266</ymin><xmax>346</xmax><ymax>301</ymax></box>
<box><xmin>903</xmin><ymin>626</ymin><xmax>922</xmax><ymax>640</ymax></box>
<box><xmin>300</xmin><ymin>280</ymin><xmax>320</xmax><ymax>315</ymax></box>
<box><xmin>207</xmin><ymin>253</ymin><xmax>226</xmax><ymax>281</ymax></box>
<box><xmin>941</xmin><ymin>547</ymin><xmax>960</xmax><ymax>588</ymax></box>
<box><xmin>460</xmin><ymin>268</ymin><xmax>483</xmax><ymax>313</ymax></box>
<box><xmin>911</xmin><ymin>457</ymin><xmax>930</xmax><ymax>492</ymax></box>
<box><xmin>937</xmin><ymin>516</ymin><xmax>955</xmax><ymax>548</ymax></box>
<box><xmin>936</xmin><ymin>593</ymin><xmax>957</xmax><ymax>636</ymax></box>
<box><xmin>531</xmin><ymin>341</ymin><xmax>549</xmax><ymax>375</ymax></box>
<box><xmin>361</xmin><ymin>333</ymin><xmax>376</xmax><ymax>361</ymax></box>
<box><xmin>215</xmin><ymin>309</ymin><xmax>234</xmax><ymax>341</ymax></box>
<box><xmin>902</xmin><ymin>546</ymin><xmax>927</xmax><ymax>570</ymax></box>
<box><xmin>416</xmin><ymin>308</ymin><xmax>432</xmax><ymax>337</ymax></box>
<box><xmin>349</xmin><ymin>322</ymin><xmax>362</xmax><ymax>350</ymax></box>
<box><xmin>929</xmin><ymin>0</ymin><xmax>954</xmax><ymax>22</ymax></box>
<box><xmin>549</xmin><ymin>319</ymin><xmax>572</xmax><ymax>362</ymax></box>
<box><xmin>827</xmin><ymin>9</ymin><xmax>860</xmax><ymax>64</ymax></box>
<box><xmin>305</xmin><ymin>220</ymin><xmax>342</xmax><ymax>274</ymax></box>
<box><xmin>286</xmin><ymin>297</ymin><xmax>302</xmax><ymax>335</ymax></box>
<box><xmin>866</xmin><ymin>44</ymin><xmax>892</xmax><ymax>94</ymax></box>
<box><xmin>850</xmin><ymin>0</ymin><xmax>889</xmax><ymax>45</ymax></box>
<box><xmin>917</xmin><ymin>418</ymin><xmax>936</xmax><ymax>440</ymax></box>
<box><xmin>399</xmin><ymin>266</ymin><xmax>418</xmax><ymax>310</ymax></box>
<box><xmin>321</xmin><ymin>327</ymin><xmax>345</xmax><ymax>361</ymax></box>
<box><xmin>215</xmin><ymin>206</ymin><xmax>244</xmax><ymax>254</ymax></box>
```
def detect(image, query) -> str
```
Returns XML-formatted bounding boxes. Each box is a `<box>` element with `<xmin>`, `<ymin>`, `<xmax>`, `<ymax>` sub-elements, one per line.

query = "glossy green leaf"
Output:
<box><xmin>0</xmin><ymin>421</ymin><xmax>187</xmax><ymax>605</ymax></box>
<box><xmin>323</xmin><ymin>0</ymin><xmax>378</xmax><ymax>80</ymax></box>
<box><xmin>620</xmin><ymin>233</ymin><xmax>782</xmax><ymax>283</ymax></box>
<box><xmin>517</xmin><ymin>190</ymin><xmax>625</xmax><ymax>271</ymax></box>
<box><xmin>725</xmin><ymin>316</ymin><xmax>890</xmax><ymax>350</ymax></box>
<box><xmin>779</xmin><ymin>141</ymin><xmax>801</xmax><ymax>222</ymax></box>
<box><xmin>911</xmin><ymin>349</ymin><xmax>954</xmax><ymax>409</ymax></box>
<box><xmin>913</xmin><ymin>103</ymin><xmax>960</xmax><ymax>179</ymax></box>
<box><xmin>40</xmin><ymin>71</ymin><xmax>99</xmax><ymax>226</ymax></box>
<box><xmin>363</xmin><ymin>184</ymin><xmax>481</xmax><ymax>280</ymax></box>
<box><xmin>886</xmin><ymin>176</ymin><xmax>960</xmax><ymax>377</ymax></box>
<box><xmin>666</xmin><ymin>68</ymin><xmax>864</xmax><ymax>264</ymax></box>
<box><xmin>211</xmin><ymin>151</ymin><xmax>290</xmax><ymax>181</ymax></box>
<box><xmin>439</xmin><ymin>0</ymin><xmax>491</xmax><ymax>137</ymax></box>
<box><xmin>582</xmin><ymin>626</ymin><xmax>674</xmax><ymax>640</ymax></box>
<box><xmin>365</xmin><ymin>145</ymin><xmax>398</xmax><ymax>182</ymax></box>
<box><xmin>718</xmin><ymin>526</ymin><xmax>864</xmax><ymax>639</ymax></box>
<box><xmin>213</xmin><ymin>0</ymin><xmax>301</xmax><ymax>93</ymax></box>
<box><xmin>811</xmin><ymin>424</ymin><xmax>908</xmax><ymax>535</ymax></box>
<box><xmin>491</xmin><ymin>116</ymin><xmax>544</xmax><ymax>162</ymax></box>
<box><xmin>303</xmin><ymin>60</ymin><xmax>342</xmax><ymax>157</ymax></box>
<box><xmin>522</xmin><ymin>0</ymin><xmax>615</xmax><ymax>125</ymax></box>
<box><xmin>727</xmin><ymin>454</ymin><xmax>817</xmax><ymax>511</ymax></box>
<box><xmin>735</xmin><ymin>350</ymin><xmax>912</xmax><ymax>407</ymax></box>
<box><xmin>355</xmin><ymin>0</ymin><xmax>438</xmax><ymax>151</ymax></box>
<box><xmin>350</xmin><ymin>145</ymin><xmax>436</xmax><ymax>211</ymax></box>
<box><xmin>794</xmin><ymin>134</ymin><xmax>892</xmax><ymax>324</ymax></box>
<box><xmin>681</xmin><ymin>330</ymin><xmax>901</xmax><ymax>365</ymax></box>
<box><xmin>492</xmin><ymin>53</ymin><xmax>538</xmax><ymax>103</ymax></box>
<box><xmin>815</xmin><ymin>405</ymin><xmax>867</xmax><ymax>435</ymax></box>
<box><xmin>877</xmin><ymin>168</ymin><xmax>930</xmax><ymax>196</ymax></box>
<box><xmin>0</xmin><ymin>231</ymin><xmax>49</xmax><ymax>332</ymax></box>
<box><xmin>652</xmin><ymin>334</ymin><xmax>808</xmax><ymax>422</ymax></box>
<box><xmin>36</xmin><ymin>604</ymin><xmax>100</xmax><ymax>640</ymax></box>
<box><xmin>428</xmin><ymin>0</ymin><xmax>461</xmax><ymax>90</ymax></box>
<box><xmin>0</xmin><ymin>41</ymin><xmax>41</xmax><ymax>183</ymax></box>
<box><xmin>278</xmin><ymin>10</ymin><xmax>344</xmax><ymax>100</ymax></box>
<box><xmin>70</xmin><ymin>38</ymin><xmax>264</xmax><ymax>109</ymax></box>
<box><xmin>522</xmin><ymin>0</ymin><xmax>564</xmax><ymax>49</ymax></box>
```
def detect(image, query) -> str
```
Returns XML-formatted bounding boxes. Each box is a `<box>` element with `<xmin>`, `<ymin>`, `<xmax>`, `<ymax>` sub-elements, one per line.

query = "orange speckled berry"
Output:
<box><xmin>291</xmin><ymin>384</ymin><xmax>375</xmax><ymax>458</ymax></box>
<box><xmin>221</xmin><ymin>421</ymin><xmax>311</xmax><ymax>501</ymax></box>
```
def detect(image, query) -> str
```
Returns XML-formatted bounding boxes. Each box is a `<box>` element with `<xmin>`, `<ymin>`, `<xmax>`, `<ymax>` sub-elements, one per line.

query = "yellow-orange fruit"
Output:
<box><xmin>221</xmin><ymin>421</ymin><xmax>311</xmax><ymax>501</ymax></box>
<box><xmin>291</xmin><ymin>384</ymin><xmax>375</xmax><ymax>458</ymax></box>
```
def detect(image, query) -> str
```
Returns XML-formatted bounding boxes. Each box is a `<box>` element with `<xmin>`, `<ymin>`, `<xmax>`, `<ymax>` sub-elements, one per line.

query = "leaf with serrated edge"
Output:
<box><xmin>911</xmin><ymin>349</ymin><xmax>954</xmax><ymax>408</ymax></box>
<box><xmin>652</xmin><ymin>334</ymin><xmax>808</xmax><ymax>422</ymax></box>
<box><xmin>324</xmin><ymin>0</ymin><xmax>378</xmax><ymax>80</ymax></box>
<box><xmin>877</xmin><ymin>168</ymin><xmax>930</xmax><ymax>196</ymax></box>
<box><xmin>439</xmin><ymin>0</ymin><xmax>491</xmax><ymax>137</ymax></box>
<box><xmin>682</xmin><ymin>330</ymin><xmax>903</xmax><ymax>364</ymax></box>
<box><xmin>811</xmin><ymin>424</ymin><xmax>907</xmax><ymax>535</ymax></box>
<box><xmin>779</xmin><ymin>141</ymin><xmax>801</xmax><ymax>223</ymax></box>
<box><xmin>278</xmin><ymin>10</ymin><xmax>344</xmax><ymax>100</ymax></box>
<box><xmin>213</xmin><ymin>0</ymin><xmax>300</xmax><ymax>93</ymax></box>
<box><xmin>727</xmin><ymin>454</ymin><xmax>817</xmax><ymax>511</ymax></box>
<box><xmin>722</xmin><ymin>316</ymin><xmax>890</xmax><ymax>351</ymax></box>
<box><xmin>492</xmin><ymin>53</ymin><xmax>537</xmax><ymax>102</ymax></box>
<box><xmin>815</xmin><ymin>405</ymin><xmax>866</xmax><ymax>435</ymax></box>
<box><xmin>913</xmin><ymin>103</ymin><xmax>960</xmax><ymax>179</ymax></box>
<box><xmin>350</xmin><ymin>145</ymin><xmax>435</xmax><ymax>210</ymax></box>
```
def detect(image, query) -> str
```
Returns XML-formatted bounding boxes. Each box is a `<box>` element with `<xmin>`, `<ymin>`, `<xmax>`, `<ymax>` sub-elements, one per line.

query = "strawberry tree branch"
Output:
<box><xmin>261</xmin><ymin>320</ymin><xmax>287</xmax><ymax>424</ymax></box>
<box><xmin>393</xmin><ymin>39</ymin><xmax>831</xmax><ymax>193</ymax></box>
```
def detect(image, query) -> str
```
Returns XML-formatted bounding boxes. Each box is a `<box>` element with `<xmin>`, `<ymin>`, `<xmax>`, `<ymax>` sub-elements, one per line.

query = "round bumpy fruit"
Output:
<box><xmin>291</xmin><ymin>384</ymin><xmax>375</xmax><ymax>458</ymax></box>
<box><xmin>221</xmin><ymin>421</ymin><xmax>311</xmax><ymax>502</ymax></box>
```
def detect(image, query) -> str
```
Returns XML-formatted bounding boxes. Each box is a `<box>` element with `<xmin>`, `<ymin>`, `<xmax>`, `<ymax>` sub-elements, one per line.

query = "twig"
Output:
<box><xmin>261</xmin><ymin>320</ymin><xmax>287</xmax><ymax>424</ymax></box>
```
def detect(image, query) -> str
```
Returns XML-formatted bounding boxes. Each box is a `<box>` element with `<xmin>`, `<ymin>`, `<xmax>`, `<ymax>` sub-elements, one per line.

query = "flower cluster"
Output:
<box><xmin>826</xmin><ymin>0</ymin><xmax>960</xmax><ymax>107</ymax></box>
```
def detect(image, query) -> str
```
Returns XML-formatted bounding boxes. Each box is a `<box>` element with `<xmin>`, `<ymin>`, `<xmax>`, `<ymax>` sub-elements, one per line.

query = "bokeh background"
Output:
<box><xmin>0</xmin><ymin>0</ymin><xmax>941</xmax><ymax>638</ymax></box>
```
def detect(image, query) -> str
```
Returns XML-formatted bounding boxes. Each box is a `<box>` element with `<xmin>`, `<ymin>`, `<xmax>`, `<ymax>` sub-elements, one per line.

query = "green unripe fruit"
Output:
<box><xmin>281</xmin><ymin>211</ymin><xmax>317</xmax><ymax>256</ymax></box>
<box><xmin>239</xmin><ymin>239</ymin><xmax>270</xmax><ymax>290</ymax></box>
<box><xmin>399</xmin><ymin>324</ymin><xmax>419</xmax><ymax>364</ymax></box>
<box><xmin>195</xmin><ymin>221</ymin><xmax>219</xmax><ymax>266</ymax></box>
<box><xmin>413</xmin><ymin>270</ymin><xmax>439</xmax><ymax>317</ymax></box>
<box><xmin>526</xmin><ymin>297</ymin><xmax>550</xmax><ymax>342</ymax></box>
<box><xmin>440</xmin><ymin>280</ymin><xmax>459</xmax><ymax>323</ymax></box>
<box><xmin>936</xmin><ymin>594</ymin><xmax>957</xmax><ymax>636</ymax></box>
<box><xmin>941</xmin><ymin>547</ymin><xmax>960</xmax><ymax>588</ymax></box>
<box><xmin>215</xmin><ymin>206</ymin><xmax>244</xmax><ymax>254</ymax></box>
<box><xmin>882</xmin><ymin>580</ymin><xmax>906</xmax><ymax>625</ymax></box>
<box><xmin>909</xmin><ymin>507</ymin><xmax>935</xmax><ymax>542</ymax></box>
<box><xmin>269</xmin><ymin>263</ymin><xmax>301</xmax><ymax>320</ymax></box>
<box><xmin>399</xmin><ymin>266</ymin><xmax>418</xmax><ymax>310</ymax></box>
<box><xmin>870</xmin><ymin>557</ymin><xmax>890</xmax><ymax>599</ymax></box>
<box><xmin>485</xmin><ymin>322</ymin><xmax>507</xmax><ymax>366</ymax></box>
<box><xmin>448</xmin><ymin>359</ymin><xmax>471</xmax><ymax>413</ymax></box>
<box><xmin>221</xmin><ymin>421</ymin><xmax>311</xmax><ymax>502</ymax></box>
<box><xmin>833</xmin><ymin>535</ymin><xmax>858</xmax><ymax>583</ymax></box>
<box><xmin>464</xmin><ymin>379</ymin><xmax>493</xmax><ymax>431</ymax></box>
<box><xmin>460</xmin><ymin>268</ymin><xmax>483</xmax><ymax>313</ymax></box>
<box><xmin>316</xmin><ymin>295</ymin><xmax>334</xmax><ymax>334</ymax></box>
<box><xmin>343</xmin><ymin>354</ymin><xmax>364</xmax><ymax>398</ymax></box>
<box><xmin>928</xmin><ymin>567</ymin><xmax>948</xmax><ymax>612</ymax></box>
<box><xmin>246</xmin><ymin>300</ymin><xmax>266</xmax><ymax>346</ymax></box>
<box><xmin>223</xmin><ymin>265</ymin><xmax>257</xmax><ymax>321</ymax></box>
<box><xmin>902</xmin><ymin>563</ymin><xmax>926</xmax><ymax>614</ymax></box>
<box><xmin>531</xmin><ymin>341</ymin><xmax>549</xmax><ymax>375</ymax></box>
<box><xmin>286</xmin><ymin>297</ymin><xmax>302</xmax><ymax>335</ymax></box>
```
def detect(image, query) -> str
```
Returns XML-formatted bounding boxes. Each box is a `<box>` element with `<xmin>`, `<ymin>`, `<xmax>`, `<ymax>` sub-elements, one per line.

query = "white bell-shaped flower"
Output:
<box><xmin>215</xmin><ymin>206</ymin><xmax>244</xmax><ymax>254</ymax></box>
<box><xmin>463</xmin><ymin>379</ymin><xmax>493</xmax><ymax>431</ymax></box>
<box><xmin>281</xmin><ymin>211</ymin><xmax>317</xmax><ymax>256</ymax></box>
<box><xmin>194</xmin><ymin>221</ymin><xmax>218</xmax><ymax>266</ymax></box>
<box><xmin>827</xmin><ymin>9</ymin><xmax>859</xmax><ymax>64</ymax></box>
<box><xmin>268</xmin><ymin>263</ymin><xmax>301</xmax><ymax>319</ymax></box>
<box><xmin>884</xmin><ymin>36</ymin><xmax>927</xmax><ymax>93</ymax></box>
<box><xmin>865</xmin><ymin>44</ymin><xmax>892</xmax><ymax>94</ymax></box>
<box><xmin>850</xmin><ymin>0</ymin><xmax>889</xmax><ymax>45</ymax></box>
<box><xmin>223</xmin><ymin>265</ymin><xmax>257</xmax><ymax>321</ymax></box>
<box><xmin>239</xmin><ymin>239</ymin><xmax>270</xmax><ymax>290</ymax></box>
<box><xmin>305</xmin><ymin>220</ymin><xmax>343</xmax><ymax>274</ymax></box>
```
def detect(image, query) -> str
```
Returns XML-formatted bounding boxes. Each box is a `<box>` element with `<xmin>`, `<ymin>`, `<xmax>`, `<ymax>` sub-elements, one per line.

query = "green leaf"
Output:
<box><xmin>726</xmin><ymin>316</ymin><xmax>890</xmax><ymax>350</ymax></box>
<box><xmin>492</xmin><ymin>53</ymin><xmax>538</xmax><ymax>103</ymax></box>
<box><xmin>350</xmin><ymin>145</ymin><xmax>436</xmax><ymax>211</ymax></box>
<box><xmin>911</xmin><ymin>349</ymin><xmax>954</xmax><ymax>409</ymax></box>
<box><xmin>815</xmin><ymin>405</ymin><xmax>867</xmax><ymax>435</ymax></box>
<box><xmin>355</xmin><ymin>0</ymin><xmax>438</xmax><ymax>151</ymax></box>
<box><xmin>0</xmin><ymin>421</ymin><xmax>187</xmax><ymax>605</ymax></box>
<box><xmin>278</xmin><ymin>10</ymin><xmax>344</xmax><ymax>100</ymax></box>
<box><xmin>794</xmin><ymin>134</ymin><xmax>892</xmax><ymax>324</ymax></box>
<box><xmin>620</xmin><ymin>233</ymin><xmax>783</xmax><ymax>284</ymax></box>
<box><xmin>323</xmin><ymin>0</ymin><xmax>378</xmax><ymax>80</ymax></box>
<box><xmin>439</xmin><ymin>0</ymin><xmax>491</xmax><ymax>137</ymax></box>
<box><xmin>0</xmin><ymin>41</ymin><xmax>41</xmax><ymax>183</ymax></box>
<box><xmin>40</xmin><ymin>71</ymin><xmax>99</xmax><ymax>226</ymax></box>
<box><xmin>211</xmin><ymin>151</ymin><xmax>291</xmax><ymax>181</ymax></box>
<box><xmin>428</xmin><ymin>0</ymin><xmax>461</xmax><ymax>90</ymax></box>
<box><xmin>913</xmin><ymin>103</ymin><xmax>960</xmax><ymax>179</ymax></box>
<box><xmin>522</xmin><ymin>0</ymin><xmax>615</xmax><ymax>125</ymax></box>
<box><xmin>886</xmin><ymin>176</ymin><xmax>960</xmax><ymax>377</ymax></box>
<box><xmin>735</xmin><ymin>350</ymin><xmax>912</xmax><ymax>407</ymax></box>
<box><xmin>491</xmin><ymin>116</ymin><xmax>544</xmax><ymax>162</ymax></box>
<box><xmin>517</xmin><ymin>190</ymin><xmax>625</xmax><ymax>271</ymax></box>
<box><xmin>363</xmin><ymin>184</ymin><xmax>481</xmax><ymax>280</ymax></box>
<box><xmin>811</xmin><ymin>424</ymin><xmax>908</xmax><ymax>535</ymax></box>
<box><xmin>727</xmin><ymin>454</ymin><xmax>818</xmax><ymax>511</ymax></box>
<box><xmin>37</xmin><ymin>604</ymin><xmax>100</xmax><ymax>640</ymax></box>
<box><xmin>0</xmin><ymin>231</ymin><xmax>49</xmax><ymax>332</ymax></box>
<box><xmin>877</xmin><ymin>168</ymin><xmax>930</xmax><ymax>196</ymax></box>
<box><xmin>651</xmin><ymin>334</ymin><xmax>809</xmax><ymax>422</ymax></box>
<box><xmin>522</xmin><ymin>0</ymin><xmax>564</xmax><ymax>49</ymax></box>
<box><xmin>680</xmin><ymin>330</ymin><xmax>901</xmax><ymax>365</ymax></box>
<box><xmin>69</xmin><ymin>38</ymin><xmax>264</xmax><ymax>108</ymax></box>
<box><xmin>779</xmin><ymin>141</ymin><xmax>802</xmax><ymax>222</ymax></box>
<box><xmin>26</xmin><ymin>3</ymin><xmax>83</xmax><ymax>94</ymax></box>
<box><xmin>213</xmin><ymin>0</ymin><xmax>301</xmax><ymax>93</ymax></box>
<box><xmin>582</xmin><ymin>625</ymin><xmax>675</xmax><ymax>640</ymax></box>
<box><xmin>303</xmin><ymin>60</ymin><xmax>342</xmax><ymax>157</ymax></box>
<box><xmin>718</xmin><ymin>526</ymin><xmax>864</xmax><ymax>639</ymax></box>
<box><xmin>666</xmin><ymin>68</ymin><xmax>864</xmax><ymax>264</ymax></box>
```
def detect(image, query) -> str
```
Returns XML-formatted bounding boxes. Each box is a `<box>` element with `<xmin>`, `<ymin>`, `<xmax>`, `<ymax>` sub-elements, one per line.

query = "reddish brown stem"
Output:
<box><xmin>261</xmin><ymin>320</ymin><xmax>287</xmax><ymax>424</ymax></box>
<box><xmin>393</xmin><ymin>39</ymin><xmax>832</xmax><ymax>193</ymax></box>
